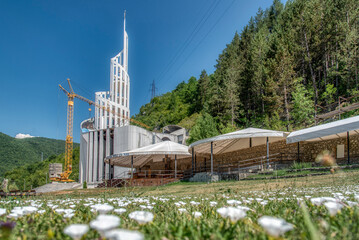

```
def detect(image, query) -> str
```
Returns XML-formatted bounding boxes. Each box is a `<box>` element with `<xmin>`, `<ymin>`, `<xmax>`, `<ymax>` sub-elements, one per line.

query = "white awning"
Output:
<box><xmin>189</xmin><ymin>127</ymin><xmax>288</xmax><ymax>154</ymax></box>
<box><xmin>105</xmin><ymin>141</ymin><xmax>191</xmax><ymax>168</ymax></box>
<box><xmin>286</xmin><ymin>116</ymin><xmax>359</xmax><ymax>144</ymax></box>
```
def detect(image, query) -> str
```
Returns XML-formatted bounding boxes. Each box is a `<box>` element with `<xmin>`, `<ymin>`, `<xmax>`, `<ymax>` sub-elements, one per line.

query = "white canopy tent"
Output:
<box><xmin>189</xmin><ymin>128</ymin><xmax>289</xmax><ymax>174</ymax></box>
<box><xmin>105</xmin><ymin>141</ymin><xmax>191</xmax><ymax>178</ymax></box>
<box><xmin>286</xmin><ymin>116</ymin><xmax>359</xmax><ymax>164</ymax></box>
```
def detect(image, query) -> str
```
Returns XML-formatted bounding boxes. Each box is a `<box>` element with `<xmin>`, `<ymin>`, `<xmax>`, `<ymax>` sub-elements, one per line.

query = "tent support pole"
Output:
<box><xmin>347</xmin><ymin>131</ymin><xmax>350</xmax><ymax>164</ymax></box>
<box><xmin>297</xmin><ymin>142</ymin><xmax>300</xmax><ymax>162</ymax></box>
<box><xmin>175</xmin><ymin>154</ymin><xmax>177</xmax><ymax>179</ymax></box>
<box><xmin>211</xmin><ymin>141</ymin><xmax>214</xmax><ymax>175</ymax></box>
<box><xmin>191</xmin><ymin>147</ymin><xmax>194</xmax><ymax>177</ymax></box>
<box><xmin>131</xmin><ymin>156</ymin><xmax>133</xmax><ymax>179</ymax></box>
<box><xmin>195</xmin><ymin>154</ymin><xmax>197</xmax><ymax>172</ymax></box>
<box><xmin>266</xmin><ymin>137</ymin><xmax>269</xmax><ymax>169</ymax></box>
<box><xmin>108</xmin><ymin>160</ymin><xmax>111</xmax><ymax>180</ymax></box>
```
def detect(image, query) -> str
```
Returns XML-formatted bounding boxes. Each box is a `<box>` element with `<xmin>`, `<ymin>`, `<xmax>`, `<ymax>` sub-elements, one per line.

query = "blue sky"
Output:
<box><xmin>0</xmin><ymin>0</ymin><xmax>278</xmax><ymax>142</ymax></box>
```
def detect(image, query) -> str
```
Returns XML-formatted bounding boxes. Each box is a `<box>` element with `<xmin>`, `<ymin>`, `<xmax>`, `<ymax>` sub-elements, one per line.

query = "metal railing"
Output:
<box><xmin>99</xmin><ymin>169</ymin><xmax>184</xmax><ymax>188</ymax></box>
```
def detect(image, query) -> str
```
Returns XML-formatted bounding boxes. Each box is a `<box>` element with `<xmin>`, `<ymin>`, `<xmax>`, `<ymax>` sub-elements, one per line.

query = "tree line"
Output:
<box><xmin>134</xmin><ymin>0</ymin><xmax>359</xmax><ymax>144</ymax></box>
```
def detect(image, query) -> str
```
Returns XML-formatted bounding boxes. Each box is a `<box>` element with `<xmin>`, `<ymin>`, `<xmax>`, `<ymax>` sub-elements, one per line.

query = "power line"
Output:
<box><xmin>165</xmin><ymin>0</ymin><xmax>237</xmax><ymax>83</ymax></box>
<box><xmin>155</xmin><ymin>0</ymin><xmax>220</xmax><ymax>91</ymax></box>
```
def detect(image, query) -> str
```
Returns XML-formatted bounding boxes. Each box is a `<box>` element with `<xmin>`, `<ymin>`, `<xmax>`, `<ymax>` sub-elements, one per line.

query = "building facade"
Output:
<box><xmin>79</xmin><ymin>14</ymin><xmax>188</xmax><ymax>185</ymax></box>
<box><xmin>79</xmin><ymin>125</ymin><xmax>185</xmax><ymax>184</ymax></box>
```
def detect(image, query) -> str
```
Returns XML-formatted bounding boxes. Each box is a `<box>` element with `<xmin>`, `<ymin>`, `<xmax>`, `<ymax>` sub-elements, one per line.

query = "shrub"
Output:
<box><xmin>83</xmin><ymin>181</ymin><xmax>87</xmax><ymax>189</ymax></box>
<box><xmin>8</xmin><ymin>182</ymin><xmax>19</xmax><ymax>191</ymax></box>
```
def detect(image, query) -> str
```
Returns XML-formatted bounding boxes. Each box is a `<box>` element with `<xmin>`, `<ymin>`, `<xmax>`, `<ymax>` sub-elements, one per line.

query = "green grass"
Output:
<box><xmin>291</xmin><ymin>162</ymin><xmax>313</xmax><ymax>170</ymax></box>
<box><xmin>1</xmin><ymin>171</ymin><xmax>359</xmax><ymax>239</ymax></box>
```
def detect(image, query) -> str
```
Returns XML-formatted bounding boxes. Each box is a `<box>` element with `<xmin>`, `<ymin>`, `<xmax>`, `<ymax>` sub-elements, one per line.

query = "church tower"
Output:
<box><xmin>94</xmin><ymin>11</ymin><xmax>130</xmax><ymax>129</ymax></box>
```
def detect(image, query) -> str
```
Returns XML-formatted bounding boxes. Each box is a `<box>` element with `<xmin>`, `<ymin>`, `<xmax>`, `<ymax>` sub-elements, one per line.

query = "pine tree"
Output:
<box><xmin>291</xmin><ymin>83</ymin><xmax>315</xmax><ymax>128</ymax></box>
<box><xmin>187</xmin><ymin>113</ymin><xmax>219</xmax><ymax>144</ymax></box>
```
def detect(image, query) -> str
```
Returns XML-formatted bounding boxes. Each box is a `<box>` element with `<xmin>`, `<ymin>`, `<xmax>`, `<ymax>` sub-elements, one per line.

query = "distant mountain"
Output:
<box><xmin>0</xmin><ymin>132</ymin><xmax>79</xmax><ymax>176</ymax></box>
<box><xmin>4</xmin><ymin>147</ymin><xmax>80</xmax><ymax>190</ymax></box>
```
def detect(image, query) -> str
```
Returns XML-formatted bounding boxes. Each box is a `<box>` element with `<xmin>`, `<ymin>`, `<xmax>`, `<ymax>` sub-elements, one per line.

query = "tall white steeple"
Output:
<box><xmin>123</xmin><ymin>10</ymin><xmax>128</xmax><ymax>72</ymax></box>
<box><xmin>94</xmin><ymin>11</ymin><xmax>130</xmax><ymax>130</ymax></box>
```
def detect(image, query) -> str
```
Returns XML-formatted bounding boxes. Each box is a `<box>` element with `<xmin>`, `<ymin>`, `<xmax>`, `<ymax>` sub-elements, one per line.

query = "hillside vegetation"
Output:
<box><xmin>4</xmin><ymin>147</ymin><xmax>80</xmax><ymax>190</ymax></box>
<box><xmin>134</xmin><ymin>0</ymin><xmax>359</xmax><ymax>144</ymax></box>
<box><xmin>0</xmin><ymin>132</ymin><xmax>79</xmax><ymax>176</ymax></box>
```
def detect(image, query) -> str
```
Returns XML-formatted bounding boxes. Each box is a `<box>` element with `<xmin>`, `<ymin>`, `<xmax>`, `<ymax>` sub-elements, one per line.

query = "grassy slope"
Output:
<box><xmin>2</xmin><ymin>170</ymin><xmax>359</xmax><ymax>240</ymax></box>
<box><xmin>0</xmin><ymin>132</ymin><xmax>79</xmax><ymax>176</ymax></box>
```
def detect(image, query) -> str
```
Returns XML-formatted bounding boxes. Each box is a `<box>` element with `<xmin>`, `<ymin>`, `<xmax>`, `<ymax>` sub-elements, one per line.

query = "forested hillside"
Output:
<box><xmin>0</xmin><ymin>132</ymin><xmax>79</xmax><ymax>176</ymax></box>
<box><xmin>134</xmin><ymin>0</ymin><xmax>359</xmax><ymax>144</ymax></box>
<box><xmin>4</xmin><ymin>147</ymin><xmax>80</xmax><ymax>190</ymax></box>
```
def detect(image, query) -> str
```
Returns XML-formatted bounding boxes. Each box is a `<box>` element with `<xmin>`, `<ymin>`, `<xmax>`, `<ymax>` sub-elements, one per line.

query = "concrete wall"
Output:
<box><xmin>79</xmin><ymin>125</ymin><xmax>181</xmax><ymax>184</ymax></box>
<box><xmin>79</xmin><ymin>133</ymin><xmax>89</xmax><ymax>183</ymax></box>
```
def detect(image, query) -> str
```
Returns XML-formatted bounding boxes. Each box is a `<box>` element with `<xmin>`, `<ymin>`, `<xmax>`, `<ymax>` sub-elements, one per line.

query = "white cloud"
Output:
<box><xmin>15</xmin><ymin>133</ymin><xmax>35</xmax><ymax>139</ymax></box>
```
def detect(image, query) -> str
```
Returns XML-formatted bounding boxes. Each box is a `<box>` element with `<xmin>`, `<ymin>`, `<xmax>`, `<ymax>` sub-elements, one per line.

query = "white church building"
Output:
<box><xmin>79</xmin><ymin>13</ymin><xmax>187</xmax><ymax>186</ymax></box>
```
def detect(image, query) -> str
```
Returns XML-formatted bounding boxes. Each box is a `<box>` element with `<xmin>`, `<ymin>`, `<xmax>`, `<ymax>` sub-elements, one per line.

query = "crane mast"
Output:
<box><xmin>64</xmin><ymin>93</ymin><xmax>74</xmax><ymax>180</ymax></box>
<box><xmin>54</xmin><ymin>78</ymin><xmax>150</xmax><ymax>182</ymax></box>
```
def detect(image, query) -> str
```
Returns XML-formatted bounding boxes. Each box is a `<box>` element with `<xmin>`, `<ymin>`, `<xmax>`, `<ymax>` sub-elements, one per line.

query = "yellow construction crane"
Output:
<box><xmin>53</xmin><ymin>78</ymin><xmax>150</xmax><ymax>182</ymax></box>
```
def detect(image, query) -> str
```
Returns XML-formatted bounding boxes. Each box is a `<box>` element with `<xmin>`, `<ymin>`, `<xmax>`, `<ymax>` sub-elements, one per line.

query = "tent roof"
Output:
<box><xmin>104</xmin><ymin>141</ymin><xmax>190</xmax><ymax>168</ymax></box>
<box><xmin>286</xmin><ymin>116</ymin><xmax>359</xmax><ymax>144</ymax></box>
<box><xmin>189</xmin><ymin>127</ymin><xmax>288</xmax><ymax>155</ymax></box>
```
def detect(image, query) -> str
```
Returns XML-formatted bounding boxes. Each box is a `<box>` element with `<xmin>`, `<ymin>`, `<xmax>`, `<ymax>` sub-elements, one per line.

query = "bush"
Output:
<box><xmin>275</xmin><ymin>169</ymin><xmax>287</xmax><ymax>176</ymax></box>
<box><xmin>83</xmin><ymin>181</ymin><xmax>87</xmax><ymax>189</ymax></box>
<box><xmin>8</xmin><ymin>182</ymin><xmax>19</xmax><ymax>191</ymax></box>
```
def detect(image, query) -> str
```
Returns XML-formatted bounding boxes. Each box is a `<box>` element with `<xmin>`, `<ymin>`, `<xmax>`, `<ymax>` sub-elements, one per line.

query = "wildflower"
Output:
<box><xmin>217</xmin><ymin>207</ymin><xmax>246</xmax><ymax>222</ymax></box>
<box><xmin>114</xmin><ymin>208</ymin><xmax>127</xmax><ymax>214</ymax></box>
<box><xmin>324</xmin><ymin>202</ymin><xmax>343</xmax><ymax>216</ymax></box>
<box><xmin>236</xmin><ymin>206</ymin><xmax>251</xmax><ymax>212</ymax></box>
<box><xmin>37</xmin><ymin>210</ymin><xmax>46</xmax><ymax>214</ymax></box>
<box><xmin>64</xmin><ymin>213</ymin><xmax>75</xmax><ymax>218</ymax></box>
<box><xmin>346</xmin><ymin>201</ymin><xmax>358</xmax><ymax>207</ymax></box>
<box><xmin>258</xmin><ymin>216</ymin><xmax>294</xmax><ymax>237</ymax></box>
<box><xmin>105</xmin><ymin>229</ymin><xmax>144</xmax><ymax>240</ymax></box>
<box><xmin>0</xmin><ymin>208</ymin><xmax>6</xmax><ymax>216</ymax></box>
<box><xmin>310</xmin><ymin>197</ymin><xmax>337</xmax><ymax>206</ymax></box>
<box><xmin>192</xmin><ymin>211</ymin><xmax>202</xmax><ymax>218</ymax></box>
<box><xmin>227</xmin><ymin>200</ymin><xmax>241</xmax><ymax>205</ymax></box>
<box><xmin>92</xmin><ymin>204</ymin><xmax>114</xmax><ymax>214</ymax></box>
<box><xmin>209</xmin><ymin>201</ymin><xmax>217</xmax><ymax>206</ymax></box>
<box><xmin>64</xmin><ymin>224</ymin><xmax>89</xmax><ymax>240</ymax></box>
<box><xmin>178</xmin><ymin>208</ymin><xmax>187</xmax><ymax>213</ymax></box>
<box><xmin>90</xmin><ymin>215</ymin><xmax>121</xmax><ymax>234</ymax></box>
<box><xmin>22</xmin><ymin>206</ymin><xmax>38</xmax><ymax>215</ymax></box>
<box><xmin>128</xmin><ymin>211</ymin><xmax>154</xmax><ymax>224</ymax></box>
<box><xmin>174</xmin><ymin>201</ymin><xmax>186</xmax><ymax>207</ymax></box>
<box><xmin>190</xmin><ymin>201</ymin><xmax>200</xmax><ymax>206</ymax></box>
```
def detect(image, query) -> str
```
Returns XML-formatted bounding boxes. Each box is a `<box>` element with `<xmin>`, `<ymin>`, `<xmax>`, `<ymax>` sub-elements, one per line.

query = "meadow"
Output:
<box><xmin>1</xmin><ymin>170</ymin><xmax>359</xmax><ymax>239</ymax></box>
